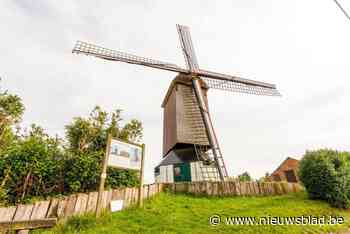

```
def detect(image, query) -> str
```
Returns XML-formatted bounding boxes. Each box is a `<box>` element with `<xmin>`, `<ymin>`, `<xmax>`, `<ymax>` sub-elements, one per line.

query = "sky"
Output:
<box><xmin>1</xmin><ymin>0</ymin><xmax>350</xmax><ymax>183</ymax></box>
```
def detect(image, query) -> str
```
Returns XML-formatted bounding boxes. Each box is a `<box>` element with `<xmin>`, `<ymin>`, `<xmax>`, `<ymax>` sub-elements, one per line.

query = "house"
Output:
<box><xmin>270</xmin><ymin>157</ymin><xmax>300</xmax><ymax>183</ymax></box>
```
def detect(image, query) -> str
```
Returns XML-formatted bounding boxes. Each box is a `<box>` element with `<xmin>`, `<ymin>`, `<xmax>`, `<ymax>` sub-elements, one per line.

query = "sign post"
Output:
<box><xmin>96</xmin><ymin>134</ymin><xmax>112</xmax><ymax>217</ymax></box>
<box><xmin>96</xmin><ymin>134</ymin><xmax>144</xmax><ymax>217</ymax></box>
<box><xmin>138</xmin><ymin>144</ymin><xmax>145</xmax><ymax>207</ymax></box>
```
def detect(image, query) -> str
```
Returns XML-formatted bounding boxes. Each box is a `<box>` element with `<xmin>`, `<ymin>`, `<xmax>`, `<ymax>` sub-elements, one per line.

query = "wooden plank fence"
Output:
<box><xmin>0</xmin><ymin>183</ymin><xmax>163</xmax><ymax>233</ymax></box>
<box><xmin>0</xmin><ymin>182</ymin><xmax>302</xmax><ymax>232</ymax></box>
<box><xmin>165</xmin><ymin>181</ymin><xmax>303</xmax><ymax>196</ymax></box>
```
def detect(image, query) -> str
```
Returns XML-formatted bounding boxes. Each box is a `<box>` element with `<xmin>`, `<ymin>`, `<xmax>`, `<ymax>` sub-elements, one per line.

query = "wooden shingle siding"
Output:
<box><xmin>178</xmin><ymin>84</ymin><xmax>208</xmax><ymax>146</ymax></box>
<box><xmin>162</xmin><ymin>74</ymin><xmax>210</xmax><ymax>156</ymax></box>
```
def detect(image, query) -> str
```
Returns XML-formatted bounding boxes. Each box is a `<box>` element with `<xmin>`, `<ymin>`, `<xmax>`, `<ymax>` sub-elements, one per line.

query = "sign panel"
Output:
<box><xmin>110</xmin><ymin>200</ymin><xmax>124</xmax><ymax>212</ymax></box>
<box><xmin>107</xmin><ymin>139</ymin><xmax>142</xmax><ymax>170</ymax></box>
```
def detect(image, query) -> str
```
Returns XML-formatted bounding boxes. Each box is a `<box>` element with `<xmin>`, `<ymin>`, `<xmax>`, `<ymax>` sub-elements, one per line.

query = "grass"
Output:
<box><xmin>34</xmin><ymin>192</ymin><xmax>350</xmax><ymax>234</ymax></box>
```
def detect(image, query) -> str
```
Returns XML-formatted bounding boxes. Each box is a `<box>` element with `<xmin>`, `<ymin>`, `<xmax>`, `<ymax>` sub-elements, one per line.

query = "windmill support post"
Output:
<box><xmin>191</xmin><ymin>77</ymin><xmax>225</xmax><ymax>181</ymax></box>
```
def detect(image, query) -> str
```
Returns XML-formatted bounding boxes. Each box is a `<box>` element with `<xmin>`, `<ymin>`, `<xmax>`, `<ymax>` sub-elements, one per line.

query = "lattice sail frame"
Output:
<box><xmin>72</xmin><ymin>28</ymin><xmax>281</xmax><ymax>97</ymax></box>
<box><xmin>202</xmin><ymin>77</ymin><xmax>281</xmax><ymax>96</ymax></box>
<box><xmin>72</xmin><ymin>41</ymin><xmax>187</xmax><ymax>73</ymax></box>
<box><xmin>177</xmin><ymin>24</ymin><xmax>199</xmax><ymax>72</ymax></box>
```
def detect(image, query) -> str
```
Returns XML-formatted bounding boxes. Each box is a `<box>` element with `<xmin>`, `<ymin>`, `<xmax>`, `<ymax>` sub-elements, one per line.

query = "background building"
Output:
<box><xmin>270</xmin><ymin>157</ymin><xmax>300</xmax><ymax>183</ymax></box>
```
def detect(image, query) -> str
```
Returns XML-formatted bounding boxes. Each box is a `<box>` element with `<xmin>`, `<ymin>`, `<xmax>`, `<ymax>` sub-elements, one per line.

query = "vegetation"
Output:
<box><xmin>63</xmin><ymin>106</ymin><xmax>142</xmax><ymax>194</ymax></box>
<box><xmin>34</xmin><ymin>192</ymin><xmax>350</xmax><ymax>234</ymax></box>
<box><xmin>299</xmin><ymin>149</ymin><xmax>350</xmax><ymax>209</ymax></box>
<box><xmin>0</xmin><ymin>82</ymin><xmax>143</xmax><ymax>205</ymax></box>
<box><xmin>0</xmin><ymin>87</ymin><xmax>24</xmax><ymax>151</ymax></box>
<box><xmin>0</xmin><ymin>125</ymin><xmax>64</xmax><ymax>204</ymax></box>
<box><xmin>0</xmin><ymin>86</ymin><xmax>25</xmax><ymax>204</ymax></box>
<box><xmin>258</xmin><ymin>172</ymin><xmax>271</xmax><ymax>182</ymax></box>
<box><xmin>237</xmin><ymin>171</ymin><xmax>252</xmax><ymax>182</ymax></box>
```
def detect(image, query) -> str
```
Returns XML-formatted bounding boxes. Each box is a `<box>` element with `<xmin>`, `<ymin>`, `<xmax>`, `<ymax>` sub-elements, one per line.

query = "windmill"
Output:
<box><xmin>72</xmin><ymin>25</ymin><xmax>280</xmax><ymax>182</ymax></box>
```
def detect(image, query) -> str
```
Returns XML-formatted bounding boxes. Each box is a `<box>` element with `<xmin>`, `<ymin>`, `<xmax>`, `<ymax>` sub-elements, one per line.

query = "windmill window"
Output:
<box><xmin>174</xmin><ymin>167</ymin><xmax>181</xmax><ymax>176</ymax></box>
<box><xmin>154</xmin><ymin>167</ymin><xmax>160</xmax><ymax>176</ymax></box>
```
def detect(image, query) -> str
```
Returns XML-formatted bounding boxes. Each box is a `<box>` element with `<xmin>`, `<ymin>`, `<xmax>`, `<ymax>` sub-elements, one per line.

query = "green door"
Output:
<box><xmin>173</xmin><ymin>163</ymin><xmax>191</xmax><ymax>182</ymax></box>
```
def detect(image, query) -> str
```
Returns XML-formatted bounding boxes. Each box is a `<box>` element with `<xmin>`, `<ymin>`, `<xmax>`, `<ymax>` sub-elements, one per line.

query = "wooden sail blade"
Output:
<box><xmin>176</xmin><ymin>24</ymin><xmax>199</xmax><ymax>72</ymax></box>
<box><xmin>72</xmin><ymin>41</ymin><xmax>188</xmax><ymax>73</ymax></box>
<box><xmin>198</xmin><ymin>70</ymin><xmax>281</xmax><ymax>96</ymax></box>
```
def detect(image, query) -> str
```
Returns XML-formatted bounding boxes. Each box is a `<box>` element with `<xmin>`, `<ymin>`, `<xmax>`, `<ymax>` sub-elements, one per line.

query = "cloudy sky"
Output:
<box><xmin>1</xmin><ymin>0</ymin><xmax>350</xmax><ymax>183</ymax></box>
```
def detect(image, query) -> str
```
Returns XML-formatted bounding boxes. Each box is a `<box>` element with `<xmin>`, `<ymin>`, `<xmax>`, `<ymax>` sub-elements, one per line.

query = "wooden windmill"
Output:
<box><xmin>72</xmin><ymin>25</ymin><xmax>280</xmax><ymax>182</ymax></box>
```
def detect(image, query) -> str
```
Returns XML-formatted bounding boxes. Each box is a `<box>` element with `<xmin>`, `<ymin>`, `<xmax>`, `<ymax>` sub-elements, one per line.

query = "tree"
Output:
<box><xmin>0</xmin><ymin>88</ymin><xmax>24</xmax><ymax>151</ymax></box>
<box><xmin>238</xmin><ymin>172</ymin><xmax>252</xmax><ymax>182</ymax></box>
<box><xmin>64</xmin><ymin>106</ymin><xmax>143</xmax><ymax>192</ymax></box>
<box><xmin>0</xmin><ymin>124</ymin><xmax>63</xmax><ymax>203</ymax></box>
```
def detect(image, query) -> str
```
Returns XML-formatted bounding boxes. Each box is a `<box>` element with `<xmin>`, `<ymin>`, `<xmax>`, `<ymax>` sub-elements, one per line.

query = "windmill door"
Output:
<box><xmin>173</xmin><ymin>163</ymin><xmax>191</xmax><ymax>182</ymax></box>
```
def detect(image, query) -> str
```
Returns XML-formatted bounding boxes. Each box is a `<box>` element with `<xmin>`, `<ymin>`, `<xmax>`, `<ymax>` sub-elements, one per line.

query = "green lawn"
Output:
<box><xmin>34</xmin><ymin>192</ymin><xmax>350</xmax><ymax>234</ymax></box>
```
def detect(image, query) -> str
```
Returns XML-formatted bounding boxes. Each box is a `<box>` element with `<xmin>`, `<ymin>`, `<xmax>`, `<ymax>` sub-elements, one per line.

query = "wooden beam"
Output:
<box><xmin>0</xmin><ymin>218</ymin><xmax>57</xmax><ymax>231</ymax></box>
<box><xmin>138</xmin><ymin>144</ymin><xmax>145</xmax><ymax>207</ymax></box>
<box><xmin>96</xmin><ymin>134</ymin><xmax>112</xmax><ymax>217</ymax></box>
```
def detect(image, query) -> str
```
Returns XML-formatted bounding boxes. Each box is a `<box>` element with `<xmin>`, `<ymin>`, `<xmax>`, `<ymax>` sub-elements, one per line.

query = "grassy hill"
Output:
<box><xmin>35</xmin><ymin>192</ymin><xmax>350</xmax><ymax>234</ymax></box>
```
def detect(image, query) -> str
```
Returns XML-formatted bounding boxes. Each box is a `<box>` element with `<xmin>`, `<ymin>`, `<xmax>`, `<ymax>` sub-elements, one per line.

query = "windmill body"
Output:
<box><xmin>72</xmin><ymin>24</ymin><xmax>280</xmax><ymax>182</ymax></box>
<box><xmin>162</xmin><ymin>74</ymin><xmax>209</xmax><ymax>156</ymax></box>
<box><xmin>157</xmin><ymin>74</ymin><xmax>219</xmax><ymax>182</ymax></box>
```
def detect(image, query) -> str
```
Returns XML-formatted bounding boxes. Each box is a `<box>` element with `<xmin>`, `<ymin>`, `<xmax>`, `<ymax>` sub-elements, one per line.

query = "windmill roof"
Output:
<box><xmin>161</xmin><ymin>74</ymin><xmax>208</xmax><ymax>108</ymax></box>
<box><xmin>155</xmin><ymin>147</ymin><xmax>198</xmax><ymax>168</ymax></box>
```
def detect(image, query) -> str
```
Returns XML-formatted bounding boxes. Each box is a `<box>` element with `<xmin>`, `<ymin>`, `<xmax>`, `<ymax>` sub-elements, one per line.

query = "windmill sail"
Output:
<box><xmin>72</xmin><ymin>41</ymin><xmax>188</xmax><ymax>74</ymax></box>
<box><xmin>198</xmin><ymin>69</ymin><xmax>281</xmax><ymax>96</ymax></box>
<box><xmin>176</xmin><ymin>24</ymin><xmax>199</xmax><ymax>72</ymax></box>
<box><xmin>175</xmin><ymin>25</ymin><xmax>280</xmax><ymax>96</ymax></box>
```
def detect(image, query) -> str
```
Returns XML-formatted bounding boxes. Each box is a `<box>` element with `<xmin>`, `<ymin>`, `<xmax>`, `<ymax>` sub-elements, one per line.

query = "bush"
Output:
<box><xmin>299</xmin><ymin>149</ymin><xmax>350</xmax><ymax>208</ymax></box>
<box><xmin>63</xmin><ymin>151</ymin><xmax>139</xmax><ymax>193</ymax></box>
<box><xmin>63</xmin><ymin>106</ymin><xmax>141</xmax><ymax>193</ymax></box>
<box><xmin>0</xmin><ymin>106</ymin><xmax>142</xmax><ymax>205</ymax></box>
<box><xmin>0</xmin><ymin>126</ymin><xmax>64</xmax><ymax>204</ymax></box>
<box><xmin>237</xmin><ymin>171</ymin><xmax>252</xmax><ymax>182</ymax></box>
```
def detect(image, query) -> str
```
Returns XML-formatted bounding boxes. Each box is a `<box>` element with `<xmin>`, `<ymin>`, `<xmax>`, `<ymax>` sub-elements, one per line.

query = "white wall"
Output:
<box><xmin>155</xmin><ymin>165</ymin><xmax>174</xmax><ymax>183</ymax></box>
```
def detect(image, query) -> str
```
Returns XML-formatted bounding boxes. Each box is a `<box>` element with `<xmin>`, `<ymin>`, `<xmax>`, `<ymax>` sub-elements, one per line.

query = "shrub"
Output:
<box><xmin>63</xmin><ymin>150</ymin><xmax>139</xmax><ymax>193</ymax></box>
<box><xmin>298</xmin><ymin>149</ymin><xmax>350</xmax><ymax>208</ymax></box>
<box><xmin>63</xmin><ymin>106</ymin><xmax>141</xmax><ymax>193</ymax></box>
<box><xmin>237</xmin><ymin>172</ymin><xmax>252</xmax><ymax>182</ymax></box>
<box><xmin>0</xmin><ymin>127</ymin><xmax>64</xmax><ymax>203</ymax></box>
<box><xmin>0</xmin><ymin>105</ymin><xmax>142</xmax><ymax>205</ymax></box>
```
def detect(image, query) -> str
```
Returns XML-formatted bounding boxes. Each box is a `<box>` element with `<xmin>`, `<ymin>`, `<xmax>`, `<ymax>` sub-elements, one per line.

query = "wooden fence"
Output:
<box><xmin>0</xmin><ymin>183</ymin><xmax>162</xmax><ymax>232</ymax></box>
<box><xmin>165</xmin><ymin>181</ymin><xmax>304</xmax><ymax>196</ymax></box>
<box><xmin>0</xmin><ymin>182</ymin><xmax>303</xmax><ymax>232</ymax></box>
